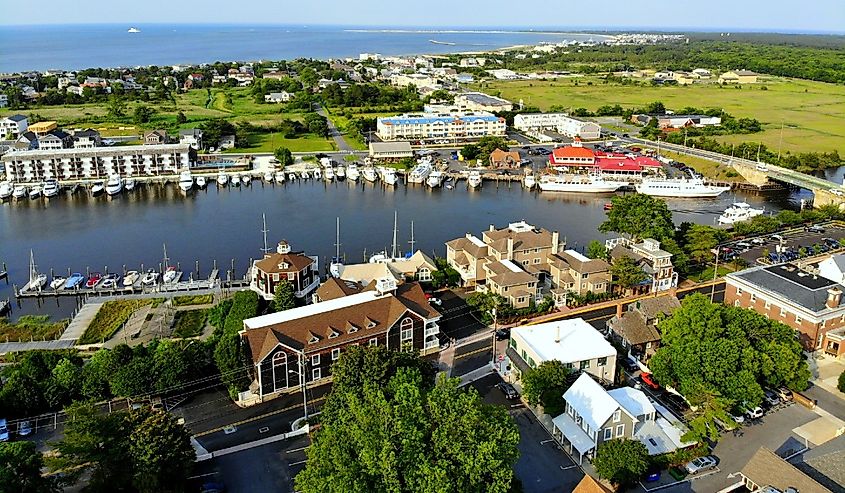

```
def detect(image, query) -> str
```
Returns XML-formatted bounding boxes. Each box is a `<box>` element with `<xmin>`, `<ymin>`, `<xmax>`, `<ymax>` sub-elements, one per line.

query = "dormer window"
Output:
<box><xmin>348</xmin><ymin>325</ymin><xmax>359</xmax><ymax>334</ymax></box>
<box><xmin>278</xmin><ymin>262</ymin><xmax>289</xmax><ymax>270</ymax></box>
<box><xmin>308</xmin><ymin>334</ymin><xmax>319</xmax><ymax>344</ymax></box>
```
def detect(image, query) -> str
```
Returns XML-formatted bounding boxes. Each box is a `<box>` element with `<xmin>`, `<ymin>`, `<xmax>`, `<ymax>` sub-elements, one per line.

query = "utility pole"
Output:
<box><xmin>300</xmin><ymin>353</ymin><xmax>309</xmax><ymax>419</ymax></box>
<box><xmin>711</xmin><ymin>247</ymin><xmax>719</xmax><ymax>302</ymax></box>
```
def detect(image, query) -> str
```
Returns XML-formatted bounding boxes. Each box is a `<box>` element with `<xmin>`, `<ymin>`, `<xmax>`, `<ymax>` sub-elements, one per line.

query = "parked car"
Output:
<box><xmin>777</xmin><ymin>387</ymin><xmax>793</xmax><ymax>401</ymax></box>
<box><xmin>806</xmin><ymin>225</ymin><xmax>825</xmax><ymax>233</ymax></box>
<box><xmin>745</xmin><ymin>405</ymin><xmax>764</xmax><ymax>420</ymax></box>
<box><xmin>620</xmin><ymin>357</ymin><xmax>639</xmax><ymax>373</ymax></box>
<box><xmin>0</xmin><ymin>419</ymin><xmax>8</xmax><ymax>442</ymax></box>
<box><xmin>729</xmin><ymin>412</ymin><xmax>745</xmax><ymax>424</ymax></box>
<box><xmin>17</xmin><ymin>420</ymin><xmax>32</xmax><ymax>437</ymax></box>
<box><xmin>684</xmin><ymin>455</ymin><xmax>718</xmax><ymax>474</ymax></box>
<box><xmin>640</xmin><ymin>373</ymin><xmax>660</xmax><ymax>390</ymax></box>
<box><xmin>751</xmin><ymin>237</ymin><xmax>767</xmax><ymax>246</ymax></box>
<box><xmin>763</xmin><ymin>389</ymin><xmax>781</xmax><ymax>407</ymax></box>
<box><xmin>496</xmin><ymin>382</ymin><xmax>519</xmax><ymax>400</ymax></box>
<box><xmin>770</xmin><ymin>234</ymin><xmax>784</xmax><ymax>243</ymax></box>
<box><xmin>735</xmin><ymin>241</ymin><xmax>752</xmax><ymax>250</ymax></box>
<box><xmin>495</xmin><ymin>328</ymin><xmax>510</xmax><ymax>341</ymax></box>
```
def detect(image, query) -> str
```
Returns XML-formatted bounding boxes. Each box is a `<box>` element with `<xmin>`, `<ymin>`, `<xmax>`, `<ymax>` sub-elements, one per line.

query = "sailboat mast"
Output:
<box><xmin>408</xmin><ymin>221</ymin><xmax>416</xmax><ymax>252</ymax></box>
<box><xmin>391</xmin><ymin>211</ymin><xmax>399</xmax><ymax>259</ymax></box>
<box><xmin>29</xmin><ymin>249</ymin><xmax>36</xmax><ymax>282</ymax></box>
<box><xmin>335</xmin><ymin>217</ymin><xmax>341</xmax><ymax>259</ymax></box>
<box><xmin>261</xmin><ymin>213</ymin><xmax>269</xmax><ymax>254</ymax></box>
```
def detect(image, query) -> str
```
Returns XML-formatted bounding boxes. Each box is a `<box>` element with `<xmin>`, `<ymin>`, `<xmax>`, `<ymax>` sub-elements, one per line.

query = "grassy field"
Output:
<box><xmin>0</xmin><ymin>87</ymin><xmax>336</xmax><ymax>152</ymax></box>
<box><xmin>172</xmin><ymin>309</ymin><xmax>207</xmax><ymax>338</ymax></box>
<box><xmin>0</xmin><ymin>315</ymin><xmax>69</xmax><ymax>342</ymax></box>
<box><xmin>324</xmin><ymin>108</ymin><xmax>396</xmax><ymax>151</ymax></box>
<box><xmin>476</xmin><ymin>76</ymin><xmax>845</xmax><ymax>155</ymax></box>
<box><xmin>80</xmin><ymin>299</ymin><xmax>152</xmax><ymax>344</ymax></box>
<box><xmin>172</xmin><ymin>294</ymin><xmax>214</xmax><ymax>307</ymax></box>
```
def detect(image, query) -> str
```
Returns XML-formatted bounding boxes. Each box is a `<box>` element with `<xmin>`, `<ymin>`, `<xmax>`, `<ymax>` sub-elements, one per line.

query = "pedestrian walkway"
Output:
<box><xmin>59</xmin><ymin>301</ymin><xmax>103</xmax><ymax>342</ymax></box>
<box><xmin>0</xmin><ymin>339</ymin><xmax>76</xmax><ymax>354</ymax></box>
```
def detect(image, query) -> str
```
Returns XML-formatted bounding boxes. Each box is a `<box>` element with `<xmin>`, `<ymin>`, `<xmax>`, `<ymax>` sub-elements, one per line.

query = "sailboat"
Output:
<box><xmin>330</xmin><ymin>217</ymin><xmax>343</xmax><ymax>278</ymax></box>
<box><xmin>369</xmin><ymin>211</ymin><xmax>401</xmax><ymax>263</ymax></box>
<box><xmin>22</xmin><ymin>250</ymin><xmax>48</xmax><ymax>293</ymax></box>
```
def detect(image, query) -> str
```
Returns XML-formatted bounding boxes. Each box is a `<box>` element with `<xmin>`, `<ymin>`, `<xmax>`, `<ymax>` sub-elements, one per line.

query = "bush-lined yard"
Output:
<box><xmin>79</xmin><ymin>299</ymin><xmax>152</xmax><ymax>344</ymax></box>
<box><xmin>0</xmin><ymin>315</ymin><xmax>69</xmax><ymax>342</ymax></box>
<box><xmin>172</xmin><ymin>309</ymin><xmax>207</xmax><ymax>338</ymax></box>
<box><xmin>172</xmin><ymin>294</ymin><xmax>214</xmax><ymax>307</ymax></box>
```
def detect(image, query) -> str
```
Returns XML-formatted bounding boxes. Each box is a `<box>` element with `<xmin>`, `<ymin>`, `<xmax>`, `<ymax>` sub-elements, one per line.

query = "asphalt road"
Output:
<box><xmin>436</xmin><ymin>289</ymin><xmax>487</xmax><ymax>341</ymax></box>
<box><xmin>314</xmin><ymin>103</ymin><xmax>352</xmax><ymax>152</ymax></box>
<box><xmin>452</xmin><ymin>337</ymin><xmax>494</xmax><ymax>376</ymax></box>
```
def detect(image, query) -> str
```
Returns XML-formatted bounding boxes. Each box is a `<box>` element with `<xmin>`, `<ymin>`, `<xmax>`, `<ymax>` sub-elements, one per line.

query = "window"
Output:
<box><xmin>750</xmin><ymin>293</ymin><xmax>756</xmax><ymax>303</ymax></box>
<box><xmin>580</xmin><ymin>360</ymin><xmax>590</xmax><ymax>370</ymax></box>
<box><xmin>567</xmin><ymin>404</ymin><xmax>574</xmax><ymax>417</ymax></box>
<box><xmin>522</xmin><ymin>260</ymin><xmax>529</xmax><ymax>266</ymax></box>
<box><xmin>764</xmin><ymin>301</ymin><xmax>771</xmax><ymax>310</ymax></box>
<box><xmin>795</xmin><ymin>314</ymin><xmax>802</xmax><ymax>324</ymax></box>
<box><xmin>533</xmin><ymin>258</ymin><xmax>541</xmax><ymax>264</ymax></box>
<box><xmin>400</xmin><ymin>317</ymin><xmax>414</xmax><ymax>343</ymax></box>
<box><xmin>736</xmin><ymin>287</ymin><xmax>743</xmax><ymax>296</ymax></box>
<box><xmin>517</xmin><ymin>297</ymin><xmax>526</xmax><ymax>304</ymax></box>
<box><xmin>597</xmin><ymin>357</ymin><xmax>607</xmax><ymax>366</ymax></box>
<box><xmin>287</xmin><ymin>272</ymin><xmax>296</xmax><ymax>281</ymax></box>
<box><xmin>646</xmin><ymin>342</ymin><xmax>652</xmax><ymax>349</ymax></box>
<box><xmin>780</xmin><ymin>307</ymin><xmax>787</xmax><ymax>317</ymax></box>
<box><xmin>311</xmin><ymin>354</ymin><xmax>320</xmax><ymax>366</ymax></box>
<box><xmin>604</xmin><ymin>428</ymin><xmax>612</xmax><ymax>440</ymax></box>
<box><xmin>272</xmin><ymin>273</ymin><xmax>279</xmax><ymax>281</ymax></box>
<box><xmin>332</xmin><ymin>348</ymin><xmax>340</xmax><ymax>360</ymax></box>
<box><xmin>367</xmin><ymin>320</ymin><xmax>376</xmax><ymax>329</ymax></box>
<box><xmin>418</xmin><ymin>268</ymin><xmax>431</xmax><ymax>282</ymax></box>
<box><xmin>613</xmin><ymin>410</ymin><xmax>621</xmax><ymax>423</ymax></box>
<box><xmin>312</xmin><ymin>368</ymin><xmax>321</xmax><ymax>381</ymax></box>
<box><xmin>369</xmin><ymin>338</ymin><xmax>378</xmax><ymax>346</ymax></box>
<box><xmin>615</xmin><ymin>424</ymin><xmax>625</xmax><ymax>437</ymax></box>
<box><xmin>510</xmin><ymin>338</ymin><xmax>518</xmax><ymax>349</ymax></box>
<box><xmin>734</xmin><ymin>300</ymin><xmax>740</xmax><ymax>307</ymax></box>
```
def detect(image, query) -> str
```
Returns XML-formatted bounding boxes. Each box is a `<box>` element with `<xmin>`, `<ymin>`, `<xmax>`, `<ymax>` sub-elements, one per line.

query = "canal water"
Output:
<box><xmin>0</xmin><ymin>179</ymin><xmax>810</xmax><ymax>321</ymax></box>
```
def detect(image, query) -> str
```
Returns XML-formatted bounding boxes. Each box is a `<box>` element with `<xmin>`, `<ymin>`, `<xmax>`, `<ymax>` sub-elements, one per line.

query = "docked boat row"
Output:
<box><xmin>518</xmin><ymin>168</ymin><xmax>731</xmax><ymax>198</ymax></box>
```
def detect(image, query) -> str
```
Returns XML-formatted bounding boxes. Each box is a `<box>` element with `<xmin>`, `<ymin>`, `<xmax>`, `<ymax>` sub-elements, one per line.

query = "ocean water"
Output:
<box><xmin>0</xmin><ymin>24</ymin><xmax>606</xmax><ymax>72</ymax></box>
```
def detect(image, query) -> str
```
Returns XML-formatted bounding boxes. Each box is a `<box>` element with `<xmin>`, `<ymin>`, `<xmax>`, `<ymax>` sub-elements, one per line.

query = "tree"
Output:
<box><xmin>838</xmin><ymin>370</ymin><xmax>845</xmax><ymax>393</ymax></box>
<box><xmin>593</xmin><ymin>439</ymin><xmax>649</xmax><ymax>487</ymax></box>
<box><xmin>304</xmin><ymin>113</ymin><xmax>329</xmax><ymax>137</ymax></box>
<box><xmin>273</xmin><ymin>280</ymin><xmax>296</xmax><ymax>312</ymax></box>
<box><xmin>128</xmin><ymin>408</ymin><xmax>195</xmax><ymax>493</ymax></box>
<box><xmin>683</xmin><ymin>224</ymin><xmax>727</xmax><ymax>264</ymax></box>
<box><xmin>610</xmin><ymin>256</ymin><xmax>647</xmax><ymax>291</ymax></box>
<box><xmin>175</xmin><ymin>111</ymin><xmax>187</xmax><ymax>124</ymax></box>
<box><xmin>106</xmin><ymin>95</ymin><xmax>127</xmax><ymax>119</ymax></box>
<box><xmin>466</xmin><ymin>291</ymin><xmax>510</xmax><ymax>325</ymax></box>
<box><xmin>273</xmin><ymin>147</ymin><xmax>294</xmax><ymax>167</ymax></box>
<box><xmin>461</xmin><ymin>144</ymin><xmax>481</xmax><ymax>161</ymax></box>
<box><xmin>0</xmin><ymin>442</ymin><xmax>57</xmax><ymax>493</ymax></box>
<box><xmin>295</xmin><ymin>348</ymin><xmax>520</xmax><ymax>493</ymax></box>
<box><xmin>520</xmin><ymin>360</ymin><xmax>571</xmax><ymax>415</ymax></box>
<box><xmin>599</xmin><ymin>194</ymin><xmax>675</xmax><ymax>242</ymax></box>
<box><xmin>586</xmin><ymin>240</ymin><xmax>608</xmax><ymax>260</ymax></box>
<box><xmin>133</xmin><ymin>105</ymin><xmax>155</xmax><ymax>124</ymax></box>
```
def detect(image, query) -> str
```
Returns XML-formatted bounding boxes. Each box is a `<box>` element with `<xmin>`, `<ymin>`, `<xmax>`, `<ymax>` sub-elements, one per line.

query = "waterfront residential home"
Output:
<box><xmin>483</xmin><ymin>259</ymin><xmax>538</xmax><ymax>309</ymax></box>
<box><xmin>725</xmin><ymin>263</ymin><xmax>845</xmax><ymax>356</ymax></box>
<box><xmin>143</xmin><ymin>130</ymin><xmax>168</xmax><ymax>145</ymax></box>
<box><xmin>445</xmin><ymin>234</ymin><xmax>490</xmax><ymax>288</ymax></box>
<box><xmin>240</xmin><ymin>280</ymin><xmax>442</xmax><ymax>402</ymax></box>
<box><xmin>548</xmin><ymin>249</ymin><xmax>611</xmax><ymax>306</ymax></box>
<box><xmin>551</xmin><ymin>373</ymin><xmax>694</xmax><ymax>464</ymax></box>
<box><xmin>264</xmin><ymin>91</ymin><xmax>293</xmax><ymax>103</ymax></box>
<box><xmin>37</xmin><ymin>130</ymin><xmax>72</xmax><ymax>150</ymax></box>
<box><xmin>506</xmin><ymin>318</ymin><xmax>617</xmax><ymax>385</ymax></box>
<box><xmin>178</xmin><ymin>128</ymin><xmax>203</xmax><ymax>150</ymax></box>
<box><xmin>606</xmin><ymin>238</ymin><xmax>677</xmax><ymax>293</ymax></box>
<box><xmin>0</xmin><ymin>114</ymin><xmax>28</xmax><ymax>140</ymax></box>
<box><xmin>489</xmin><ymin>148</ymin><xmax>520</xmax><ymax>168</ymax></box>
<box><xmin>606</xmin><ymin>296</ymin><xmax>680</xmax><ymax>365</ymax></box>
<box><xmin>719</xmin><ymin>70</ymin><xmax>759</xmax><ymax>84</ymax></box>
<box><xmin>481</xmin><ymin>220</ymin><xmax>560</xmax><ymax>279</ymax></box>
<box><xmin>335</xmin><ymin>251</ymin><xmax>438</xmax><ymax>286</ymax></box>
<box><xmin>737</xmin><ymin>448</ymin><xmax>830</xmax><ymax>493</ymax></box>
<box><xmin>71</xmin><ymin>129</ymin><xmax>102</xmax><ymax>149</ymax></box>
<box><xmin>250</xmin><ymin>240</ymin><xmax>320</xmax><ymax>303</ymax></box>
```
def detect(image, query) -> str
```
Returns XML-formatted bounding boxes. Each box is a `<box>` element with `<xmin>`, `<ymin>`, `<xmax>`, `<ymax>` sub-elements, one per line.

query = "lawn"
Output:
<box><xmin>324</xmin><ymin>108</ymin><xmax>395</xmax><ymax>152</ymax></box>
<box><xmin>172</xmin><ymin>294</ymin><xmax>214</xmax><ymax>307</ymax></box>
<box><xmin>0</xmin><ymin>315</ymin><xmax>69</xmax><ymax>342</ymax></box>
<box><xmin>476</xmin><ymin>76</ymin><xmax>845</xmax><ymax>155</ymax></box>
<box><xmin>172</xmin><ymin>309</ymin><xmax>207</xmax><ymax>338</ymax></box>
<box><xmin>80</xmin><ymin>299</ymin><xmax>152</xmax><ymax>344</ymax></box>
<box><xmin>229</xmin><ymin>132</ymin><xmax>336</xmax><ymax>153</ymax></box>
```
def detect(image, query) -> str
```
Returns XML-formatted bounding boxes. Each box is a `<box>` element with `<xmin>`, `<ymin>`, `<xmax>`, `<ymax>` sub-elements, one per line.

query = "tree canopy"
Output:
<box><xmin>520</xmin><ymin>360</ymin><xmax>571</xmax><ymax>415</ymax></box>
<box><xmin>649</xmin><ymin>294</ymin><xmax>810</xmax><ymax>436</ymax></box>
<box><xmin>296</xmin><ymin>346</ymin><xmax>520</xmax><ymax>493</ymax></box>
<box><xmin>273</xmin><ymin>147</ymin><xmax>294</xmax><ymax>167</ymax></box>
<box><xmin>599</xmin><ymin>194</ymin><xmax>675</xmax><ymax>242</ymax></box>
<box><xmin>273</xmin><ymin>279</ymin><xmax>296</xmax><ymax>312</ymax></box>
<box><xmin>0</xmin><ymin>441</ymin><xmax>57</xmax><ymax>493</ymax></box>
<box><xmin>610</xmin><ymin>256</ymin><xmax>647</xmax><ymax>290</ymax></box>
<box><xmin>593</xmin><ymin>439</ymin><xmax>649</xmax><ymax>487</ymax></box>
<box><xmin>586</xmin><ymin>240</ymin><xmax>608</xmax><ymax>261</ymax></box>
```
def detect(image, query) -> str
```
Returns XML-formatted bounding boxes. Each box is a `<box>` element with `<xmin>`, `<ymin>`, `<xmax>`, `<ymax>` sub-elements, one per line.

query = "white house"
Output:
<box><xmin>514</xmin><ymin>113</ymin><xmax>602</xmax><ymax>140</ymax></box>
<box><xmin>178</xmin><ymin>128</ymin><xmax>203</xmax><ymax>150</ymax></box>
<box><xmin>264</xmin><ymin>91</ymin><xmax>293</xmax><ymax>103</ymax></box>
<box><xmin>506</xmin><ymin>318</ymin><xmax>617</xmax><ymax>384</ymax></box>
<box><xmin>0</xmin><ymin>114</ymin><xmax>28</xmax><ymax>140</ymax></box>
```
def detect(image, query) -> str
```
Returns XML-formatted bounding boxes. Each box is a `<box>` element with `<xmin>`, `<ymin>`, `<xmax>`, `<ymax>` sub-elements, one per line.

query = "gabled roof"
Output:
<box><xmin>445</xmin><ymin>235</ymin><xmax>488</xmax><ymax>259</ymax></box>
<box><xmin>795</xmin><ymin>434</ymin><xmax>845</xmax><ymax>493</ymax></box>
<box><xmin>563</xmin><ymin>374</ymin><xmax>626</xmax><ymax>431</ymax></box>
<box><xmin>607</xmin><ymin>386</ymin><xmax>655</xmax><ymax>418</ymax></box>
<box><xmin>573</xmin><ymin>474</ymin><xmax>613</xmax><ymax>493</ymax></box>
<box><xmin>254</xmin><ymin>251</ymin><xmax>314</xmax><ymax>274</ymax></box>
<box><xmin>552</xmin><ymin>146</ymin><xmax>596</xmax><ymax>159</ymax></box>
<box><xmin>485</xmin><ymin>260</ymin><xmax>536</xmax><ymax>286</ymax></box>
<box><xmin>741</xmin><ymin>448</ymin><xmax>830</xmax><ymax>493</ymax></box>
<box><xmin>315</xmin><ymin>277</ymin><xmax>368</xmax><ymax>302</ymax></box>
<box><xmin>636</xmin><ymin>296</ymin><xmax>681</xmax><ymax>320</ymax></box>
<box><xmin>608</xmin><ymin>310</ymin><xmax>661</xmax><ymax>345</ymax></box>
<box><xmin>550</xmin><ymin>250</ymin><xmax>610</xmax><ymax>275</ymax></box>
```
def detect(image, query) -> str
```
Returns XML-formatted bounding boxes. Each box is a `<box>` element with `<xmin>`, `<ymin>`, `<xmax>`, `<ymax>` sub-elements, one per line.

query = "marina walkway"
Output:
<box><xmin>0</xmin><ymin>339</ymin><xmax>76</xmax><ymax>353</ymax></box>
<box><xmin>59</xmin><ymin>302</ymin><xmax>103</xmax><ymax>342</ymax></box>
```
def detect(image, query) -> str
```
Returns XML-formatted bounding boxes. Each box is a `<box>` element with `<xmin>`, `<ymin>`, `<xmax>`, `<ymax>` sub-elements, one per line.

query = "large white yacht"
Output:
<box><xmin>178</xmin><ymin>170</ymin><xmax>194</xmax><ymax>192</ymax></box>
<box><xmin>362</xmin><ymin>166</ymin><xmax>378</xmax><ymax>183</ymax></box>
<box><xmin>0</xmin><ymin>182</ymin><xmax>12</xmax><ymax>200</ymax></box>
<box><xmin>538</xmin><ymin>173</ymin><xmax>623</xmax><ymax>193</ymax></box>
<box><xmin>718</xmin><ymin>202</ymin><xmax>765</xmax><ymax>225</ymax></box>
<box><xmin>346</xmin><ymin>163</ymin><xmax>360</xmax><ymax>182</ymax></box>
<box><xmin>426</xmin><ymin>170</ymin><xmax>444</xmax><ymax>188</ymax></box>
<box><xmin>635</xmin><ymin>175</ymin><xmax>730</xmax><ymax>198</ymax></box>
<box><xmin>467</xmin><ymin>170</ymin><xmax>483</xmax><ymax>189</ymax></box>
<box><xmin>380</xmin><ymin>167</ymin><xmax>398</xmax><ymax>186</ymax></box>
<box><xmin>106</xmin><ymin>175</ymin><xmax>123</xmax><ymax>196</ymax></box>
<box><xmin>42</xmin><ymin>179</ymin><xmax>60</xmax><ymax>198</ymax></box>
<box><xmin>407</xmin><ymin>161</ymin><xmax>433</xmax><ymax>184</ymax></box>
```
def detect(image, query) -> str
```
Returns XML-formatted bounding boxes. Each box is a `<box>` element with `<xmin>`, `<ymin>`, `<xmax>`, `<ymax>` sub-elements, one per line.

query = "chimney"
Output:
<box><xmin>552</xmin><ymin>231</ymin><xmax>560</xmax><ymax>255</ymax></box>
<box><xmin>507</xmin><ymin>237</ymin><xmax>514</xmax><ymax>260</ymax></box>
<box><xmin>555</xmin><ymin>325</ymin><xmax>560</xmax><ymax>344</ymax></box>
<box><xmin>489</xmin><ymin>224</ymin><xmax>495</xmax><ymax>232</ymax></box>
<box><xmin>826</xmin><ymin>287</ymin><xmax>842</xmax><ymax>309</ymax></box>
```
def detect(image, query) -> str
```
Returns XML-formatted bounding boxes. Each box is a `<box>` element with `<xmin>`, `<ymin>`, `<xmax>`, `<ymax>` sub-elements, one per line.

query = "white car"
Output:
<box><xmin>684</xmin><ymin>455</ymin><xmax>717</xmax><ymax>475</ymax></box>
<box><xmin>745</xmin><ymin>406</ymin><xmax>764</xmax><ymax>420</ymax></box>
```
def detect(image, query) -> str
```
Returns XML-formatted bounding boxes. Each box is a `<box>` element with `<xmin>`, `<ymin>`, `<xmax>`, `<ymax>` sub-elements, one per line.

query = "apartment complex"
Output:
<box><xmin>548</xmin><ymin>249</ymin><xmax>611</xmax><ymax>297</ymax></box>
<box><xmin>445</xmin><ymin>221</ymin><xmax>561</xmax><ymax>308</ymax></box>
<box><xmin>606</xmin><ymin>238</ymin><xmax>677</xmax><ymax>293</ymax></box>
<box><xmin>1</xmin><ymin>144</ymin><xmax>194</xmax><ymax>183</ymax></box>
<box><xmin>376</xmin><ymin>111</ymin><xmax>506</xmax><ymax>142</ymax></box>
<box><xmin>453</xmin><ymin>92</ymin><xmax>513</xmax><ymax>112</ymax></box>
<box><xmin>725</xmin><ymin>263</ymin><xmax>845</xmax><ymax>356</ymax></box>
<box><xmin>514</xmin><ymin>113</ymin><xmax>602</xmax><ymax>140</ymax></box>
<box><xmin>240</xmin><ymin>280</ymin><xmax>441</xmax><ymax>401</ymax></box>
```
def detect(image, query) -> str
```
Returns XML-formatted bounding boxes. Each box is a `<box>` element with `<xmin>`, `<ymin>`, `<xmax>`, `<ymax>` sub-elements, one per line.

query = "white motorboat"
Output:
<box><xmin>635</xmin><ymin>176</ymin><xmax>730</xmax><ymax>198</ymax></box>
<box><xmin>718</xmin><ymin>202</ymin><xmax>765</xmax><ymax>225</ymax></box>
<box><xmin>275</xmin><ymin>171</ymin><xmax>286</xmax><ymax>183</ymax></box>
<box><xmin>123</xmin><ymin>270</ymin><xmax>140</xmax><ymax>287</ymax></box>
<box><xmin>50</xmin><ymin>276</ymin><xmax>67</xmax><ymax>290</ymax></box>
<box><xmin>232</xmin><ymin>175</ymin><xmax>240</xmax><ymax>186</ymax></box>
<box><xmin>217</xmin><ymin>172</ymin><xmax>229</xmax><ymax>186</ymax></box>
<box><xmin>426</xmin><ymin>170</ymin><xmax>444</xmax><ymax>188</ymax></box>
<box><xmin>178</xmin><ymin>170</ymin><xmax>193</xmax><ymax>192</ymax></box>
<box><xmin>362</xmin><ymin>166</ymin><xmax>378</xmax><ymax>183</ymax></box>
<box><xmin>105</xmin><ymin>174</ymin><xmax>123</xmax><ymax>196</ymax></box>
<box><xmin>12</xmin><ymin>185</ymin><xmax>27</xmax><ymax>200</ymax></box>
<box><xmin>313</xmin><ymin>168</ymin><xmax>322</xmax><ymax>180</ymax></box>
<box><xmin>196</xmin><ymin>176</ymin><xmax>207</xmax><ymax>188</ymax></box>
<box><xmin>0</xmin><ymin>182</ymin><xmax>12</xmax><ymax>200</ymax></box>
<box><xmin>263</xmin><ymin>172</ymin><xmax>274</xmax><ymax>183</ymax></box>
<box><xmin>141</xmin><ymin>269</ymin><xmax>160</xmax><ymax>286</ymax></box>
<box><xmin>125</xmin><ymin>178</ymin><xmax>136</xmax><ymax>191</ymax></box>
<box><xmin>91</xmin><ymin>181</ymin><xmax>104</xmax><ymax>196</ymax></box>
<box><xmin>300</xmin><ymin>170</ymin><xmax>310</xmax><ymax>180</ymax></box>
<box><xmin>381</xmin><ymin>167</ymin><xmax>398</xmax><ymax>186</ymax></box>
<box><xmin>408</xmin><ymin>161</ymin><xmax>433</xmax><ymax>184</ymax></box>
<box><xmin>163</xmin><ymin>266</ymin><xmax>180</xmax><ymax>284</ymax></box>
<box><xmin>28</xmin><ymin>185</ymin><xmax>42</xmax><ymax>199</ymax></box>
<box><xmin>127</xmin><ymin>27</ymin><xmax>141</xmax><ymax>33</ymax></box>
<box><xmin>538</xmin><ymin>173</ymin><xmax>623</xmax><ymax>193</ymax></box>
<box><xmin>346</xmin><ymin>163</ymin><xmax>360</xmax><ymax>181</ymax></box>
<box><xmin>288</xmin><ymin>172</ymin><xmax>297</xmax><ymax>181</ymax></box>
<box><xmin>467</xmin><ymin>170</ymin><xmax>483</xmax><ymax>189</ymax></box>
<box><xmin>523</xmin><ymin>174</ymin><xmax>536</xmax><ymax>190</ymax></box>
<box><xmin>241</xmin><ymin>175</ymin><xmax>250</xmax><ymax>186</ymax></box>
<box><xmin>335</xmin><ymin>164</ymin><xmax>346</xmax><ymax>181</ymax></box>
<box><xmin>324</xmin><ymin>166</ymin><xmax>335</xmax><ymax>181</ymax></box>
<box><xmin>43</xmin><ymin>179</ymin><xmax>60</xmax><ymax>198</ymax></box>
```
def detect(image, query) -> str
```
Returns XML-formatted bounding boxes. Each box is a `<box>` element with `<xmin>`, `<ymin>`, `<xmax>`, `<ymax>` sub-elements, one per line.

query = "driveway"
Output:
<box><xmin>314</xmin><ymin>103</ymin><xmax>352</xmax><ymax>152</ymax></box>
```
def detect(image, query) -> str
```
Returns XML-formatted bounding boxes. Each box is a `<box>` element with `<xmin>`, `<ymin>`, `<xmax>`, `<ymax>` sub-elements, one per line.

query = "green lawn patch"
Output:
<box><xmin>226</xmin><ymin>132</ymin><xmax>335</xmax><ymax>153</ymax></box>
<box><xmin>172</xmin><ymin>309</ymin><xmax>207</xmax><ymax>338</ymax></box>
<box><xmin>80</xmin><ymin>299</ymin><xmax>153</xmax><ymax>344</ymax></box>
<box><xmin>172</xmin><ymin>294</ymin><xmax>214</xmax><ymax>307</ymax></box>
<box><xmin>0</xmin><ymin>315</ymin><xmax>69</xmax><ymax>342</ymax></box>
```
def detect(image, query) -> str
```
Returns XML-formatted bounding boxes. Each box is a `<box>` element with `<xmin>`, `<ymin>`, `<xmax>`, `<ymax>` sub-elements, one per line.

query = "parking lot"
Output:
<box><xmin>720</xmin><ymin>223</ymin><xmax>845</xmax><ymax>265</ymax></box>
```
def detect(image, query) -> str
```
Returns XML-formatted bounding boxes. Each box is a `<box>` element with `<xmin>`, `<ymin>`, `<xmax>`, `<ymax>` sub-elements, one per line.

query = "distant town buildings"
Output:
<box><xmin>453</xmin><ymin>92</ymin><xmax>513</xmax><ymax>112</ymax></box>
<box><xmin>549</xmin><ymin>143</ymin><xmax>662</xmax><ymax>176</ymax></box>
<box><xmin>514</xmin><ymin>113</ymin><xmax>601</xmax><ymax>140</ymax></box>
<box><xmin>0</xmin><ymin>114</ymin><xmax>28</xmax><ymax>139</ymax></box>
<box><xmin>368</xmin><ymin>141</ymin><xmax>414</xmax><ymax>160</ymax></box>
<box><xmin>178</xmin><ymin>128</ymin><xmax>203</xmax><ymax>150</ymax></box>
<box><xmin>719</xmin><ymin>70</ymin><xmax>759</xmax><ymax>84</ymax></box>
<box><xmin>376</xmin><ymin>111</ymin><xmax>506</xmax><ymax>142</ymax></box>
<box><xmin>264</xmin><ymin>91</ymin><xmax>293</xmax><ymax>103</ymax></box>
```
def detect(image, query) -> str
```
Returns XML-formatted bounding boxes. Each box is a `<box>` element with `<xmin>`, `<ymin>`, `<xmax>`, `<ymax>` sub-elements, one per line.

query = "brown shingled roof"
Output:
<box><xmin>551</xmin><ymin>251</ymin><xmax>611</xmax><ymax>275</ymax></box>
<box><xmin>315</xmin><ymin>277</ymin><xmax>365</xmax><ymax>301</ymax></box>
<box><xmin>608</xmin><ymin>310</ymin><xmax>661</xmax><ymax>346</ymax></box>
<box><xmin>741</xmin><ymin>448</ymin><xmax>830</xmax><ymax>493</ymax></box>
<box><xmin>485</xmin><ymin>260</ymin><xmax>536</xmax><ymax>287</ymax></box>
<box><xmin>573</xmin><ymin>474</ymin><xmax>614</xmax><ymax>493</ymax></box>
<box><xmin>254</xmin><ymin>251</ymin><xmax>314</xmax><ymax>274</ymax></box>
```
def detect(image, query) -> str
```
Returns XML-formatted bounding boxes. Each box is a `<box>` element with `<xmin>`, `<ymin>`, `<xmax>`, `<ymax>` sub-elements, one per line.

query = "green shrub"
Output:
<box><xmin>173</xmin><ymin>310</ymin><xmax>207</xmax><ymax>338</ymax></box>
<box><xmin>80</xmin><ymin>300</ymin><xmax>152</xmax><ymax>344</ymax></box>
<box><xmin>172</xmin><ymin>294</ymin><xmax>214</xmax><ymax>307</ymax></box>
<box><xmin>838</xmin><ymin>370</ymin><xmax>845</xmax><ymax>394</ymax></box>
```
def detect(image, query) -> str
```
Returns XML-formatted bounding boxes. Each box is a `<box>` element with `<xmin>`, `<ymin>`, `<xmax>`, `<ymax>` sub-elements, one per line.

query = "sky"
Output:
<box><xmin>1</xmin><ymin>0</ymin><xmax>843</xmax><ymax>33</ymax></box>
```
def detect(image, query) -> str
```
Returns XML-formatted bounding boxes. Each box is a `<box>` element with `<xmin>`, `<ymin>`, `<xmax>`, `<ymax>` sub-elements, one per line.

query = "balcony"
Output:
<box><xmin>424</xmin><ymin>322</ymin><xmax>440</xmax><ymax>337</ymax></box>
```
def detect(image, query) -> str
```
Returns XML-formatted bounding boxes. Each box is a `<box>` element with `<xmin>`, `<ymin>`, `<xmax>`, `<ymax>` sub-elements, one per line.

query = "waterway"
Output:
<box><xmin>0</xmin><ymin>179</ymin><xmax>809</xmax><ymax>322</ymax></box>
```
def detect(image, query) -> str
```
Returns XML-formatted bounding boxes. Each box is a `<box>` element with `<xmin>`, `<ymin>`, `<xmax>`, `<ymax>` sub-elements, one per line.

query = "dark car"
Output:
<box><xmin>620</xmin><ymin>357</ymin><xmax>639</xmax><ymax>373</ymax></box>
<box><xmin>496</xmin><ymin>382</ymin><xmax>519</xmax><ymax>400</ymax></box>
<box><xmin>201</xmin><ymin>482</ymin><xmax>226</xmax><ymax>493</ymax></box>
<box><xmin>495</xmin><ymin>328</ymin><xmax>510</xmax><ymax>340</ymax></box>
